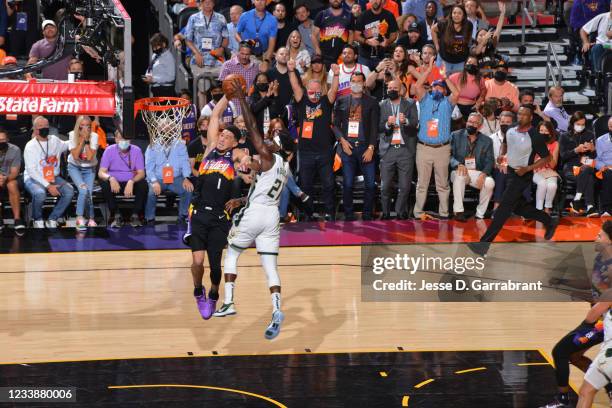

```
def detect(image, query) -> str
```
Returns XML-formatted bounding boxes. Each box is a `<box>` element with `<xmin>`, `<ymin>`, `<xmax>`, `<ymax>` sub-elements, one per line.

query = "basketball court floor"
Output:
<box><xmin>1</xmin><ymin>217</ymin><xmax>610</xmax><ymax>407</ymax></box>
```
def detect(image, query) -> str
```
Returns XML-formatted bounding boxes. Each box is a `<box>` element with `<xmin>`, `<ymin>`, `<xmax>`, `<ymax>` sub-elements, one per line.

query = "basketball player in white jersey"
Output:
<box><xmin>214</xmin><ymin>78</ymin><xmax>290</xmax><ymax>340</ymax></box>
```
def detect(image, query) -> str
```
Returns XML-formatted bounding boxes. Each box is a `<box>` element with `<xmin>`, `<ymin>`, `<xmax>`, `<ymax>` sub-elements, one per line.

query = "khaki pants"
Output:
<box><xmin>413</xmin><ymin>143</ymin><xmax>450</xmax><ymax>217</ymax></box>
<box><xmin>190</xmin><ymin>63</ymin><xmax>222</xmax><ymax>93</ymax></box>
<box><xmin>450</xmin><ymin>169</ymin><xmax>495</xmax><ymax>218</ymax></box>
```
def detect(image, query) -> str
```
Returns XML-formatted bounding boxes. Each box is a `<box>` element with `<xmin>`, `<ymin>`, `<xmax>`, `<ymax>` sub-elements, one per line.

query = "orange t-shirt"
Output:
<box><xmin>416</xmin><ymin>65</ymin><xmax>443</xmax><ymax>85</ymax></box>
<box><xmin>366</xmin><ymin>0</ymin><xmax>400</xmax><ymax>18</ymax></box>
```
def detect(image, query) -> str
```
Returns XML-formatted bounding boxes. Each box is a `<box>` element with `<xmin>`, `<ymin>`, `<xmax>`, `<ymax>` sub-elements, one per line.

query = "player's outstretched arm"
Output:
<box><xmin>229</xmin><ymin>78</ymin><xmax>274</xmax><ymax>172</ymax></box>
<box><xmin>204</xmin><ymin>95</ymin><xmax>229</xmax><ymax>157</ymax></box>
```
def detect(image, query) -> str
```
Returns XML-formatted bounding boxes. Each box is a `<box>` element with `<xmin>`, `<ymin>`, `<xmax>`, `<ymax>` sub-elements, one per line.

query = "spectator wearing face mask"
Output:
<box><xmin>595</xmin><ymin>117</ymin><xmax>612</xmax><ymax>217</ymax></box>
<box><xmin>560</xmin><ymin>111</ymin><xmax>598</xmax><ymax>217</ymax></box>
<box><xmin>448</xmin><ymin>55</ymin><xmax>487</xmax><ymax>120</ymax></box>
<box><xmin>333</xmin><ymin>71</ymin><xmax>380</xmax><ymax>221</ymax></box>
<box><xmin>450</xmin><ymin>112</ymin><xmax>495</xmax><ymax>221</ymax></box>
<box><xmin>488</xmin><ymin>111</ymin><xmax>514</xmax><ymax>211</ymax></box>
<box><xmin>98</xmin><ymin>130</ymin><xmax>148</xmax><ymax>228</ymax></box>
<box><xmin>543</xmin><ymin>86</ymin><xmax>570</xmax><ymax>133</ymax></box>
<box><xmin>143</xmin><ymin>33</ymin><xmax>176</xmax><ymax>97</ymax></box>
<box><xmin>201</xmin><ymin>81</ymin><xmax>238</xmax><ymax>125</ymax></box>
<box><xmin>484</xmin><ymin>61</ymin><xmax>519</xmax><ymax>112</ymax></box>
<box><xmin>249</xmin><ymin>72</ymin><xmax>281</xmax><ymax>135</ymax></box>
<box><xmin>412</xmin><ymin>59</ymin><xmax>460</xmax><ymax>220</ymax></box>
<box><xmin>23</xmin><ymin>116</ymin><xmax>74</xmax><ymax>229</ymax></box>
<box><xmin>378</xmin><ymin>79</ymin><xmax>418</xmax><ymax>220</ymax></box>
<box><xmin>188</xmin><ymin>116</ymin><xmax>210</xmax><ymax>177</ymax></box>
<box><xmin>532</xmin><ymin>121</ymin><xmax>560</xmax><ymax>214</ymax></box>
<box><xmin>67</xmin><ymin>58</ymin><xmax>85</xmax><ymax>81</ymax></box>
<box><xmin>287</xmin><ymin>59</ymin><xmax>340</xmax><ymax>221</ymax></box>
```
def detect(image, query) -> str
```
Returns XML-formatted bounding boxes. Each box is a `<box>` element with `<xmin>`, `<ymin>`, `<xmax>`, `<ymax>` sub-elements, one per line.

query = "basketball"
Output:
<box><xmin>222</xmin><ymin>74</ymin><xmax>246</xmax><ymax>99</ymax></box>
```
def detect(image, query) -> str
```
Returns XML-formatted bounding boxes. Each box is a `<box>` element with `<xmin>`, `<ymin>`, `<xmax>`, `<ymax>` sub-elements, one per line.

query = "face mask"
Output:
<box><xmin>0</xmin><ymin>142</ymin><xmax>7</xmax><ymax>151</ymax></box>
<box><xmin>465</xmin><ymin>64</ymin><xmax>478</xmax><ymax>75</ymax></box>
<box><xmin>387</xmin><ymin>90</ymin><xmax>400</xmax><ymax>100</ymax></box>
<box><xmin>153</xmin><ymin>48</ymin><xmax>163</xmax><ymax>55</ymax></box>
<box><xmin>466</xmin><ymin>125</ymin><xmax>478</xmax><ymax>135</ymax></box>
<box><xmin>71</xmin><ymin>72</ymin><xmax>83</xmax><ymax>80</ymax></box>
<box><xmin>540</xmin><ymin>132</ymin><xmax>550</xmax><ymax>141</ymax></box>
<box><xmin>500</xmin><ymin>124</ymin><xmax>510</xmax><ymax>134</ymax></box>
<box><xmin>38</xmin><ymin>128</ymin><xmax>50</xmax><ymax>138</ymax></box>
<box><xmin>494</xmin><ymin>71</ymin><xmax>507</xmax><ymax>82</ymax></box>
<box><xmin>118</xmin><ymin>140</ymin><xmax>130</xmax><ymax>150</ymax></box>
<box><xmin>199</xmin><ymin>130</ymin><xmax>207</xmax><ymax>138</ymax></box>
<box><xmin>574</xmin><ymin>124</ymin><xmax>585</xmax><ymax>133</ymax></box>
<box><xmin>350</xmin><ymin>83</ymin><xmax>363</xmax><ymax>94</ymax></box>
<box><xmin>273</xmin><ymin>134</ymin><xmax>281</xmax><ymax>146</ymax></box>
<box><xmin>431</xmin><ymin>90</ymin><xmax>443</xmax><ymax>100</ymax></box>
<box><xmin>212</xmin><ymin>93</ymin><xmax>223</xmax><ymax>102</ymax></box>
<box><xmin>307</xmin><ymin>91</ymin><xmax>321</xmax><ymax>101</ymax></box>
<box><xmin>255</xmin><ymin>83</ymin><xmax>269</xmax><ymax>92</ymax></box>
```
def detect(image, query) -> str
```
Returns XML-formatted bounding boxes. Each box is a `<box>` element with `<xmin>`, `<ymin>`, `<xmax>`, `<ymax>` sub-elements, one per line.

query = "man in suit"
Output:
<box><xmin>449</xmin><ymin>112</ymin><xmax>495</xmax><ymax>221</ymax></box>
<box><xmin>334</xmin><ymin>71</ymin><xmax>380</xmax><ymax>221</ymax></box>
<box><xmin>378</xmin><ymin>79</ymin><xmax>418</xmax><ymax>219</ymax></box>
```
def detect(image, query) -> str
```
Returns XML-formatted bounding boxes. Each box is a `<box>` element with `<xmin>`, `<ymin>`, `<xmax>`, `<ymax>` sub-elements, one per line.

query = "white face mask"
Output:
<box><xmin>351</xmin><ymin>83</ymin><xmax>363</xmax><ymax>94</ymax></box>
<box><xmin>574</xmin><ymin>124</ymin><xmax>585</xmax><ymax>133</ymax></box>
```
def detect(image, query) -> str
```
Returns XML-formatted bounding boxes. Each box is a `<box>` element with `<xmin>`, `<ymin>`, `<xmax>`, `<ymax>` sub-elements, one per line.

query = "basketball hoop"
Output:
<box><xmin>134</xmin><ymin>96</ymin><xmax>190</xmax><ymax>148</ymax></box>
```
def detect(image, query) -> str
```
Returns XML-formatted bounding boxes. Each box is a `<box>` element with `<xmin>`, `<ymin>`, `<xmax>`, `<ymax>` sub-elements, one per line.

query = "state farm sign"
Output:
<box><xmin>0</xmin><ymin>80</ymin><xmax>116</xmax><ymax>116</ymax></box>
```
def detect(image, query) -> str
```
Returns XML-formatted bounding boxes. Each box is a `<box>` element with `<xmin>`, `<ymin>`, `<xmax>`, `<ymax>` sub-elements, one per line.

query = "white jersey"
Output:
<box><xmin>601</xmin><ymin>308</ymin><xmax>612</xmax><ymax>350</ymax></box>
<box><xmin>247</xmin><ymin>154</ymin><xmax>288</xmax><ymax>207</ymax></box>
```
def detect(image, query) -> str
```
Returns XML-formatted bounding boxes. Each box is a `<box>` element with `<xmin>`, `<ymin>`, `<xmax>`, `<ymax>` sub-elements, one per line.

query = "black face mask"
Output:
<box><xmin>387</xmin><ymin>90</ymin><xmax>400</xmax><ymax>100</ymax></box>
<box><xmin>199</xmin><ymin>130</ymin><xmax>207</xmax><ymax>138</ymax></box>
<box><xmin>38</xmin><ymin>128</ymin><xmax>50</xmax><ymax>138</ymax></box>
<box><xmin>465</xmin><ymin>64</ymin><xmax>478</xmax><ymax>75</ymax></box>
<box><xmin>255</xmin><ymin>83</ymin><xmax>269</xmax><ymax>92</ymax></box>
<box><xmin>466</xmin><ymin>125</ymin><xmax>478</xmax><ymax>135</ymax></box>
<box><xmin>153</xmin><ymin>48</ymin><xmax>163</xmax><ymax>55</ymax></box>
<box><xmin>0</xmin><ymin>142</ymin><xmax>7</xmax><ymax>151</ymax></box>
<box><xmin>500</xmin><ymin>124</ymin><xmax>510</xmax><ymax>134</ymax></box>
<box><xmin>494</xmin><ymin>71</ymin><xmax>507</xmax><ymax>82</ymax></box>
<box><xmin>71</xmin><ymin>72</ymin><xmax>83</xmax><ymax>80</ymax></box>
<box><xmin>212</xmin><ymin>93</ymin><xmax>223</xmax><ymax>102</ymax></box>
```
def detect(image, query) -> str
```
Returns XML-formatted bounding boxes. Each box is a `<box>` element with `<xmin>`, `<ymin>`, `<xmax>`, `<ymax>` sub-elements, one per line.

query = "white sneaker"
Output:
<box><xmin>213</xmin><ymin>303</ymin><xmax>237</xmax><ymax>317</ymax></box>
<box><xmin>33</xmin><ymin>220</ymin><xmax>45</xmax><ymax>229</ymax></box>
<box><xmin>264</xmin><ymin>310</ymin><xmax>285</xmax><ymax>340</ymax></box>
<box><xmin>45</xmin><ymin>219</ymin><xmax>58</xmax><ymax>229</ymax></box>
<box><xmin>76</xmin><ymin>217</ymin><xmax>87</xmax><ymax>231</ymax></box>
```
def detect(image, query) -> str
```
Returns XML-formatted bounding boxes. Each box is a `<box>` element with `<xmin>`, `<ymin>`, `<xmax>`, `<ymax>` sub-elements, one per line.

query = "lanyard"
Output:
<box><xmin>36</xmin><ymin>139</ymin><xmax>49</xmax><ymax>162</ymax></box>
<box><xmin>391</xmin><ymin>102</ymin><xmax>400</xmax><ymax>126</ymax></box>
<box><xmin>163</xmin><ymin>148</ymin><xmax>172</xmax><ymax>165</ymax></box>
<box><xmin>431</xmin><ymin>100</ymin><xmax>442</xmax><ymax>116</ymax></box>
<box><xmin>203</xmin><ymin>12</ymin><xmax>212</xmax><ymax>31</ymax></box>
<box><xmin>484</xmin><ymin>118</ymin><xmax>496</xmax><ymax>133</ymax></box>
<box><xmin>254</xmin><ymin>12</ymin><xmax>267</xmax><ymax>36</ymax></box>
<box><xmin>119</xmin><ymin>148</ymin><xmax>132</xmax><ymax>171</ymax></box>
<box><xmin>467</xmin><ymin>136</ymin><xmax>477</xmax><ymax>157</ymax></box>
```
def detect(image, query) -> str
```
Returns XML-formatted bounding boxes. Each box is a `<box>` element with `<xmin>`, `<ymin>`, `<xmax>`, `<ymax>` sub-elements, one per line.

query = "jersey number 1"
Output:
<box><xmin>267</xmin><ymin>179</ymin><xmax>282</xmax><ymax>199</ymax></box>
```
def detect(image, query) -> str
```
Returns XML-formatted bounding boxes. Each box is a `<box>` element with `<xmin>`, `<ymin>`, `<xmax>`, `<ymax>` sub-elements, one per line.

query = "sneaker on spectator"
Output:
<box><xmin>87</xmin><ymin>219</ymin><xmax>97</xmax><ymax>227</ymax></box>
<box><xmin>585</xmin><ymin>206</ymin><xmax>599</xmax><ymax>218</ymax></box>
<box><xmin>45</xmin><ymin>219</ymin><xmax>58</xmax><ymax>229</ymax></box>
<box><xmin>56</xmin><ymin>217</ymin><xmax>65</xmax><ymax>226</ymax></box>
<box><xmin>570</xmin><ymin>200</ymin><xmax>585</xmax><ymax>214</ymax></box>
<box><xmin>131</xmin><ymin>214</ymin><xmax>143</xmax><ymax>227</ymax></box>
<box><xmin>110</xmin><ymin>215</ymin><xmax>123</xmax><ymax>228</ymax></box>
<box><xmin>76</xmin><ymin>217</ymin><xmax>87</xmax><ymax>231</ymax></box>
<box><xmin>33</xmin><ymin>220</ymin><xmax>45</xmax><ymax>229</ymax></box>
<box><xmin>14</xmin><ymin>219</ymin><xmax>25</xmax><ymax>231</ymax></box>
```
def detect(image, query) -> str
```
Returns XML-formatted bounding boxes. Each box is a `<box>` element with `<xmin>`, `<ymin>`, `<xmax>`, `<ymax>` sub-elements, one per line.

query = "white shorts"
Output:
<box><xmin>227</xmin><ymin>203</ymin><xmax>280</xmax><ymax>255</ymax></box>
<box><xmin>584</xmin><ymin>351</ymin><xmax>612</xmax><ymax>390</ymax></box>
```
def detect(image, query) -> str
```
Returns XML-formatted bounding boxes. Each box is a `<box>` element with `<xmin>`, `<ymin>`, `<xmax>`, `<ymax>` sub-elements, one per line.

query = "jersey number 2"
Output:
<box><xmin>267</xmin><ymin>179</ymin><xmax>282</xmax><ymax>199</ymax></box>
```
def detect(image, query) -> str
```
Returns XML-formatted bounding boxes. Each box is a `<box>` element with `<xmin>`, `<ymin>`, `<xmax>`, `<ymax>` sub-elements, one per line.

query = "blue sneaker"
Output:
<box><xmin>264</xmin><ymin>310</ymin><xmax>285</xmax><ymax>340</ymax></box>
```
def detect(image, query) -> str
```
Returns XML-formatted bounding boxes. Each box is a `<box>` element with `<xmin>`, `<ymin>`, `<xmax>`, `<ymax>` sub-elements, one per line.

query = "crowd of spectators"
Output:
<box><xmin>0</xmin><ymin>0</ymin><xmax>612</xmax><ymax>231</ymax></box>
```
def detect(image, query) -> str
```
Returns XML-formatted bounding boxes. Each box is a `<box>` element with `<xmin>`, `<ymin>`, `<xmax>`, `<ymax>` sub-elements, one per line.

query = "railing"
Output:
<box><xmin>148</xmin><ymin>0</ymin><xmax>190</xmax><ymax>95</ymax></box>
<box><xmin>519</xmin><ymin>0</ymin><xmax>538</xmax><ymax>47</ymax></box>
<box><xmin>545</xmin><ymin>42</ymin><xmax>563</xmax><ymax>95</ymax></box>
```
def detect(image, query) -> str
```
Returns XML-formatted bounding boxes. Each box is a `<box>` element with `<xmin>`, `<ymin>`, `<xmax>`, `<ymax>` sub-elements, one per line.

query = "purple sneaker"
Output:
<box><xmin>202</xmin><ymin>298</ymin><xmax>217</xmax><ymax>320</ymax></box>
<box><xmin>195</xmin><ymin>294</ymin><xmax>208</xmax><ymax>319</ymax></box>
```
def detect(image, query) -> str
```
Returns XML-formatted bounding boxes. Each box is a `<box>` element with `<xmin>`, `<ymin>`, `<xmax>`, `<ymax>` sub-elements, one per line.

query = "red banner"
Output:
<box><xmin>0</xmin><ymin>80</ymin><xmax>116</xmax><ymax>116</ymax></box>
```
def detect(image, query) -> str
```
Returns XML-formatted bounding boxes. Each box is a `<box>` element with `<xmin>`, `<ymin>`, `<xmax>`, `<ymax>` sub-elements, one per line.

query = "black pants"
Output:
<box><xmin>100</xmin><ymin>179</ymin><xmax>148</xmax><ymax>215</ymax></box>
<box><xmin>151</xmin><ymin>85</ymin><xmax>175</xmax><ymax>97</ymax></box>
<box><xmin>552</xmin><ymin>320</ymin><xmax>607</xmax><ymax>389</ymax></box>
<box><xmin>457</xmin><ymin>103</ymin><xmax>475</xmax><ymax>121</ymax></box>
<box><xmin>480</xmin><ymin>168</ymin><xmax>551</xmax><ymax>243</ymax></box>
<box><xmin>563</xmin><ymin>164</ymin><xmax>595</xmax><ymax>206</ymax></box>
<box><xmin>602</xmin><ymin>169</ymin><xmax>612</xmax><ymax>210</ymax></box>
<box><xmin>298</xmin><ymin>149</ymin><xmax>335</xmax><ymax>215</ymax></box>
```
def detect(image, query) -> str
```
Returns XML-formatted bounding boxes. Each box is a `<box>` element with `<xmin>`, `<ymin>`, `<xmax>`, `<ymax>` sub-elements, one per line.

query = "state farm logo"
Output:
<box><xmin>0</xmin><ymin>97</ymin><xmax>80</xmax><ymax>114</ymax></box>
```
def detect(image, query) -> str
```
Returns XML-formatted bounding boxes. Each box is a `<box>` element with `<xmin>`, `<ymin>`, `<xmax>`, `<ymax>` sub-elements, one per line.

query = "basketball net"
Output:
<box><xmin>134</xmin><ymin>97</ymin><xmax>190</xmax><ymax>148</ymax></box>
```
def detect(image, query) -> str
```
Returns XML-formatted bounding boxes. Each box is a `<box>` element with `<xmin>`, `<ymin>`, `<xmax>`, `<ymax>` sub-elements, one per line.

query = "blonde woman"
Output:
<box><xmin>286</xmin><ymin>30</ymin><xmax>310</xmax><ymax>75</ymax></box>
<box><xmin>67</xmin><ymin>115</ymin><xmax>99</xmax><ymax>230</ymax></box>
<box><xmin>301</xmin><ymin>55</ymin><xmax>328</xmax><ymax>94</ymax></box>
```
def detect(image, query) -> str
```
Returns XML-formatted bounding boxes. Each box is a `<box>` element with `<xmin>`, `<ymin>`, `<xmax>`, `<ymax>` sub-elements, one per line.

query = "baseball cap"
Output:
<box><xmin>408</xmin><ymin>23</ymin><xmax>420</xmax><ymax>33</ymax></box>
<box><xmin>311</xmin><ymin>55</ymin><xmax>324</xmax><ymax>64</ymax></box>
<box><xmin>41</xmin><ymin>19</ymin><xmax>56</xmax><ymax>30</ymax></box>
